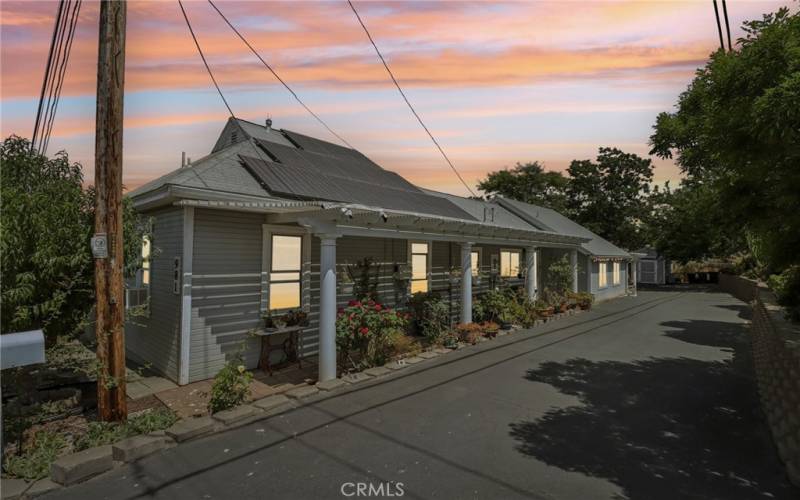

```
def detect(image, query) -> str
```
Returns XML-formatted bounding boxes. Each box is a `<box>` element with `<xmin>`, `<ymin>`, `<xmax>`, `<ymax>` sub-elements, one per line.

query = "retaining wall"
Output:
<box><xmin>750</xmin><ymin>287</ymin><xmax>800</xmax><ymax>487</ymax></box>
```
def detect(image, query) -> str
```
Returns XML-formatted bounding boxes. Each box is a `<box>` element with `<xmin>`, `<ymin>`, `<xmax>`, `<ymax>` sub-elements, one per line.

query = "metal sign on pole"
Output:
<box><xmin>93</xmin><ymin>0</ymin><xmax>127</xmax><ymax>421</ymax></box>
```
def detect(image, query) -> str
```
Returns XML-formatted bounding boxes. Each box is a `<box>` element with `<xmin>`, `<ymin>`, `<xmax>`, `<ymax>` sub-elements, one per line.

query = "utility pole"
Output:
<box><xmin>93</xmin><ymin>0</ymin><xmax>127</xmax><ymax>421</ymax></box>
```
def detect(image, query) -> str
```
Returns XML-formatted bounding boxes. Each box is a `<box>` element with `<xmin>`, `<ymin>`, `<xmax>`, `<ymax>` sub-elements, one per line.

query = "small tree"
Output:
<box><xmin>0</xmin><ymin>136</ymin><xmax>147</xmax><ymax>341</ymax></box>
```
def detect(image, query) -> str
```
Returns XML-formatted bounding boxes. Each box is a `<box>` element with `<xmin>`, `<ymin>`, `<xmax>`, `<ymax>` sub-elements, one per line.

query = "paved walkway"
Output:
<box><xmin>50</xmin><ymin>289</ymin><xmax>797</xmax><ymax>499</ymax></box>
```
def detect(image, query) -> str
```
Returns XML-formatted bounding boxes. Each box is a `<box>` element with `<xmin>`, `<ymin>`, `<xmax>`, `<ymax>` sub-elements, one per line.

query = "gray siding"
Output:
<box><xmin>188</xmin><ymin>209</ymin><xmax>265</xmax><ymax>382</ymax></box>
<box><xmin>125</xmin><ymin>207</ymin><xmax>182</xmax><ymax>382</ymax></box>
<box><xmin>590</xmin><ymin>260</ymin><xmax>628</xmax><ymax>302</ymax></box>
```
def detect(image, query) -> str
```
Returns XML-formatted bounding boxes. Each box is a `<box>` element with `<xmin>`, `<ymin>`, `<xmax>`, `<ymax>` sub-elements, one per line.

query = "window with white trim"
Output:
<box><xmin>470</xmin><ymin>250</ymin><xmax>481</xmax><ymax>278</ymax></box>
<box><xmin>599</xmin><ymin>261</ymin><xmax>608</xmax><ymax>288</ymax></box>
<box><xmin>500</xmin><ymin>249</ymin><xmax>521</xmax><ymax>278</ymax></box>
<box><xmin>269</xmin><ymin>235</ymin><xmax>302</xmax><ymax>310</ymax></box>
<box><xmin>612</xmin><ymin>262</ymin><xmax>620</xmax><ymax>285</ymax></box>
<box><xmin>410</xmin><ymin>242</ymin><xmax>429</xmax><ymax>294</ymax></box>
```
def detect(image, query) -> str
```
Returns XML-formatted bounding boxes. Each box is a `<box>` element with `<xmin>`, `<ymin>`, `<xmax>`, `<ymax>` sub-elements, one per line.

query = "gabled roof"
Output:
<box><xmin>495</xmin><ymin>197</ymin><xmax>630</xmax><ymax>258</ymax></box>
<box><xmin>421</xmin><ymin>189</ymin><xmax>546</xmax><ymax>233</ymax></box>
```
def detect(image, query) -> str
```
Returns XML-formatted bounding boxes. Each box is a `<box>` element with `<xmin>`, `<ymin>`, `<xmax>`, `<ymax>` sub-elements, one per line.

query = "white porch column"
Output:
<box><xmin>525</xmin><ymin>246</ymin><xmax>537</xmax><ymax>301</ymax></box>
<box><xmin>586</xmin><ymin>255</ymin><xmax>593</xmax><ymax>293</ymax></box>
<box><xmin>460</xmin><ymin>242</ymin><xmax>473</xmax><ymax>324</ymax></box>
<box><xmin>318</xmin><ymin>234</ymin><xmax>338</xmax><ymax>382</ymax></box>
<box><xmin>632</xmin><ymin>260</ymin><xmax>638</xmax><ymax>296</ymax></box>
<box><xmin>571</xmin><ymin>249</ymin><xmax>579</xmax><ymax>293</ymax></box>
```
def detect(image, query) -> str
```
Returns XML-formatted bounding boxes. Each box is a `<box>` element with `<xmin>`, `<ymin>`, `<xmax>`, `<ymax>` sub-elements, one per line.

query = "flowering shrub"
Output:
<box><xmin>208</xmin><ymin>354</ymin><xmax>253</xmax><ymax>413</ymax></box>
<box><xmin>336</xmin><ymin>299</ymin><xmax>409</xmax><ymax>369</ymax></box>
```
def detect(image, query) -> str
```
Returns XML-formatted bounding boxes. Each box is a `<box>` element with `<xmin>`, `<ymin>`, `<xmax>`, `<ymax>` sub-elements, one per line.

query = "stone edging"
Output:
<box><xmin>2</xmin><ymin>307</ymin><xmax>589</xmax><ymax>499</ymax></box>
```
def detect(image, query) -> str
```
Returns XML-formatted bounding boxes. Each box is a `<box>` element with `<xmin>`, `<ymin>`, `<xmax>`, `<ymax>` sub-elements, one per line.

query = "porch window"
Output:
<box><xmin>599</xmin><ymin>262</ymin><xmax>608</xmax><ymax>288</ymax></box>
<box><xmin>410</xmin><ymin>242</ymin><xmax>429</xmax><ymax>294</ymax></box>
<box><xmin>612</xmin><ymin>262</ymin><xmax>620</xmax><ymax>285</ymax></box>
<box><xmin>471</xmin><ymin>250</ymin><xmax>480</xmax><ymax>278</ymax></box>
<box><xmin>500</xmin><ymin>249</ymin><xmax>520</xmax><ymax>278</ymax></box>
<box><xmin>141</xmin><ymin>235</ymin><xmax>151</xmax><ymax>285</ymax></box>
<box><xmin>269</xmin><ymin>235</ymin><xmax>302</xmax><ymax>310</ymax></box>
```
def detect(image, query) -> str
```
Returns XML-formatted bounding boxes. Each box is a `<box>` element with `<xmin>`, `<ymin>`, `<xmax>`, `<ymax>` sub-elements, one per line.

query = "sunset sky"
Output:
<box><xmin>0</xmin><ymin>0</ymin><xmax>791</xmax><ymax>195</ymax></box>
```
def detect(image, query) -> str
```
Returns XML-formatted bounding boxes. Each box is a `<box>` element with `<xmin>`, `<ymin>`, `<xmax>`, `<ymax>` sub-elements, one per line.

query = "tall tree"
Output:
<box><xmin>478</xmin><ymin>161</ymin><xmax>570</xmax><ymax>215</ymax></box>
<box><xmin>0</xmin><ymin>136</ymin><xmax>146</xmax><ymax>341</ymax></box>
<box><xmin>649</xmin><ymin>7</ymin><xmax>800</xmax><ymax>273</ymax></box>
<box><xmin>566</xmin><ymin>148</ymin><xmax>654</xmax><ymax>251</ymax></box>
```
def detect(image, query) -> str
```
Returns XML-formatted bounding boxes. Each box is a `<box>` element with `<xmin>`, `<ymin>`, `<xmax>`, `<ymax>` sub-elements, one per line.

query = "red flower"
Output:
<box><xmin>374</xmin><ymin>304</ymin><xmax>382</xmax><ymax>311</ymax></box>
<box><xmin>349</xmin><ymin>313</ymin><xmax>355</xmax><ymax>321</ymax></box>
<box><xmin>338</xmin><ymin>307</ymin><xmax>344</xmax><ymax>314</ymax></box>
<box><xmin>359</xmin><ymin>327</ymin><xmax>369</xmax><ymax>336</ymax></box>
<box><xmin>348</xmin><ymin>299</ymin><xmax>359</xmax><ymax>307</ymax></box>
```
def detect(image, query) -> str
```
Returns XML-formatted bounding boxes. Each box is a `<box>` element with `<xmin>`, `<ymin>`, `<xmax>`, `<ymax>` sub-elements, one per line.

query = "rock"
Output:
<box><xmin>285</xmin><ymin>384</ymin><xmax>319</xmax><ymax>399</ymax></box>
<box><xmin>50</xmin><ymin>445</ymin><xmax>113</xmax><ymax>486</ymax></box>
<box><xmin>212</xmin><ymin>405</ymin><xmax>258</xmax><ymax>426</ymax></box>
<box><xmin>418</xmin><ymin>351</ymin><xmax>439</xmax><ymax>359</ymax></box>
<box><xmin>403</xmin><ymin>356</ymin><xmax>424</xmax><ymax>364</ymax></box>
<box><xmin>362</xmin><ymin>366</ymin><xmax>391</xmax><ymax>377</ymax></box>
<box><xmin>112</xmin><ymin>435</ymin><xmax>169</xmax><ymax>462</ymax></box>
<box><xmin>253</xmin><ymin>394</ymin><xmax>292</xmax><ymax>412</ymax></box>
<box><xmin>341</xmin><ymin>372</ymin><xmax>373</xmax><ymax>384</ymax></box>
<box><xmin>165</xmin><ymin>416</ymin><xmax>216</xmax><ymax>443</ymax></box>
<box><xmin>0</xmin><ymin>478</ymin><xmax>28</xmax><ymax>499</ymax></box>
<box><xmin>384</xmin><ymin>361</ymin><xmax>408</xmax><ymax>371</ymax></box>
<box><xmin>26</xmin><ymin>478</ymin><xmax>60</xmax><ymax>498</ymax></box>
<box><xmin>316</xmin><ymin>378</ymin><xmax>348</xmax><ymax>391</ymax></box>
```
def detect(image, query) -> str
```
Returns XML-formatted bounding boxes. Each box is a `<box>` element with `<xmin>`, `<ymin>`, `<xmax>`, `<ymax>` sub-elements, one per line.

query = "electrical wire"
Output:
<box><xmin>207</xmin><ymin>0</ymin><xmax>355</xmax><ymax>150</ymax></box>
<box><xmin>178</xmin><ymin>0</ymin><xmax>235</xmax><ymax>118</ymax></box>
<box><xmin>721</xmin><ymin>0</ymin><xmax>733</xmax><ymax>51</ymax></box>
<box><xmin>712</xmin><ymin>0</ymin><xmax>725</xmax><ymax>52</ymax></box>
<box><xmin>346</xmin><ymin>0</ymin><xmax>477</xmax><ymax>197</ymax></box>
<box><xmin>31</xmin><ymin>0</ymin><xmax>65</xmax><ymax>152</ymax></box>
<box><xmin>42</xmin><ymin>0</ymin><xmax>82</xmax><ymax>155</ymax></box>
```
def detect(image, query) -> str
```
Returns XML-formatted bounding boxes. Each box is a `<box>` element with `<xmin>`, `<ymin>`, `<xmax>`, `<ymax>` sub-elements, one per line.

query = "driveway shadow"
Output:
<box><xmin>509</xmin><ymin>322</ymin><xmax>796</xmax><ymax>499</ymax></box>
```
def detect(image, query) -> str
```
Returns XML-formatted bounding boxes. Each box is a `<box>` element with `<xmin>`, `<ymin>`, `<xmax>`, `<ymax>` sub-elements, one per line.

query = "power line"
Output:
<box><xmin>721</xmin><ymin>0</ymin><xmax>733</xmax><ymax>51</ymax></box>
<box><xmin>178</xmin><ymin>0</ymin><xmax>235</xmax><ymax>118</ymax></box>
<box><xmin>31</xmin><ymin>0</ymin><xmax>64</xmax><ymax>152</ymax></box>
<box><xmin>42</xmin><ymin>0</ymin><xmax>82</xmax><ymax>155</ymax></box>
<box><xmin>346</xmin><ymin>0</ymin><xmax>477</xmax><ymax>197</ymax></box>
<box><xmin>712</xmin><ymin>0</ymin><xmax>725</xmax><ymax>51</ymax></box>
<box><xmin>207</xmin><ymin>0</ymin><xmax>355</xmax><ymax>150</ymax></box>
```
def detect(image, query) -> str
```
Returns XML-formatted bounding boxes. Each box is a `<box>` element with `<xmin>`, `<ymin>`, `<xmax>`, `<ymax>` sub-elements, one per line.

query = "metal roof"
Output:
<box><xmin>239</xmin><ymin>153</ymin><xmax>475</xmax><ymax>220</ymax></box>
<box><xmin>495</xmin><ymin>197</ymin><xmax>630</xmax><ymax>258</ymax></box>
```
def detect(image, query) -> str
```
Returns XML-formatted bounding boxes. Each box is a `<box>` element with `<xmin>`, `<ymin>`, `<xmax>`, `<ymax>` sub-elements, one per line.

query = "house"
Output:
<box><xmin>634</xmin><ymin>246</ymin><xmax>670</xmax><ymax>285</ymax></box>
<box><xmin>125</xmin><ymin>117</ymin><xmax>633</xmax><ymax>386</ymax></box>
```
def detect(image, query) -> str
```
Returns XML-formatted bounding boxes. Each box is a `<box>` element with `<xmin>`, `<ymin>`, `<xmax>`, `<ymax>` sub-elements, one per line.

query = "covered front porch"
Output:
<box><xmin>180</xmin><ymin>200</ymin><xmax>589</xmax><ymax>384</ymax></box>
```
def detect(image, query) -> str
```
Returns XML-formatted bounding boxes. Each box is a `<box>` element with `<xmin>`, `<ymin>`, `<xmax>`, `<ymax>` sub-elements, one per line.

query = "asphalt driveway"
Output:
<box><xmin>49</xmin><ymin>289</ymin><xmax>797</xmax><ymax>500</ymax></box>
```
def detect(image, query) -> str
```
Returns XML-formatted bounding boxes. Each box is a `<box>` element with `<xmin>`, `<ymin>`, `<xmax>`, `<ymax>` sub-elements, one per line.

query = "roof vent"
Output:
<box><xmin>265</xmin><ymin>117</ymin><xmax>272</xmax><ymax>131</ymax></box>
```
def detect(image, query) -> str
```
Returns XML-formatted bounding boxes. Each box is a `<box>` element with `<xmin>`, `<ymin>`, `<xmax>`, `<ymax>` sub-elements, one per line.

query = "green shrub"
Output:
<box><xmin>208</xmin><ymin>355</ymin><xmax>253</xmax><ymax>414</ymax></box>
<box><xmin>545</xmin><ymin>255</ymin><xmax>573</xmax><ymax>299</ymax></box>
<box><xmin>768</xmin><ymin>265</ymin><xmax>800</xmax><ymax>321</ymax></box>
<box><xmin>3</xmin><ymin>431</ymin><xmax>66</xmax><ymax>481</ymax></box>
<box><xmin>481</xmin><ymin>289</ymin><xmax>508</xmax><ymax>322</ymax></box>
<box><xmin>419</xmin><ymin>300</ymin><xmax>450</xmax><ymax>344</ymax></box>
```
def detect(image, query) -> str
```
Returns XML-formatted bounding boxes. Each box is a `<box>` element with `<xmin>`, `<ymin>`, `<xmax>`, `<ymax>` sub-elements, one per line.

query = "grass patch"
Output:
<box><xmin>3</xmin><ymin>431</ymin><xmax>66</xmax><ymax>481</ymax></box>
<box><xmin>74</xmin><ymin>408</ymin><xmax>177</xmax><ymax>451</ymax></box>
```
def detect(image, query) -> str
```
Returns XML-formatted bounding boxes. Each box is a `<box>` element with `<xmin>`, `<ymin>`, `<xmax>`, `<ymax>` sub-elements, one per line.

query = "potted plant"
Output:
<box><xmin>482</xmin><ymin>321</ymin><xmax>500</xmax><ymax>337</ymax></box>
<box><xmin>283</xmin><ymin>309</ymin><xmax>309</xmax><ymax>327</ymax></box>
<box><xmin>498</xmin><ymin>310</ymin><xmax>514</xmax><ymax>330</ymax></box>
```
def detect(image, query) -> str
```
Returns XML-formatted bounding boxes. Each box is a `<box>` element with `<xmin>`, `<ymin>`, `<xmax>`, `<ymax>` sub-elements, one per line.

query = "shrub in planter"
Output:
<box><xmin>336</xmin><ymin>299</ymin><xmax>409</xmax><ymax>370</ymax></box>
<box><xmin>481</xmin><ymin>289</ymin><xmax>509</xmax><ymax>322</ymax></box>
<box><xmin>481</xmin><ymin>321</ymin><xmax>500</xmax><ymax>337</ymax></box>
<box><xmin>441</xmin><ymin>330</ymin><xmax>460</xmax><ymax>349</ymax></box>
<box><xmin>454</xmin><ymin>323</ymin><xmax>483</xmax><ymax>344</ymax></box>
<box><xmin>208</xmin><ymin>354</ymin><xmax>253</xmax><ymax>414</ymax></box>
<box><xmin>569</xmin><ymin>291</ymin><xmax>594</xmax><ymax>310</ymax></box>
